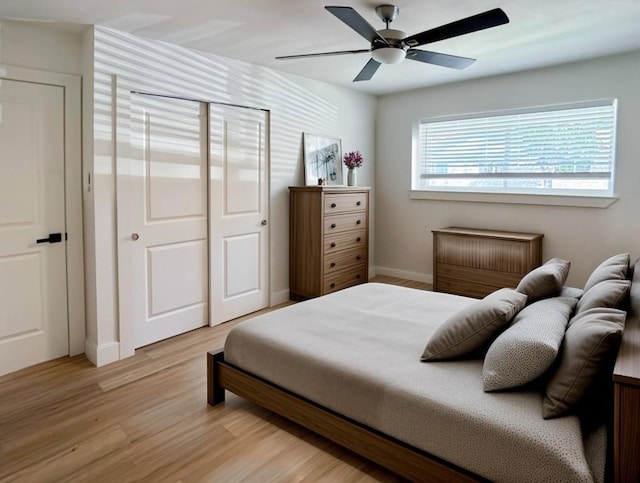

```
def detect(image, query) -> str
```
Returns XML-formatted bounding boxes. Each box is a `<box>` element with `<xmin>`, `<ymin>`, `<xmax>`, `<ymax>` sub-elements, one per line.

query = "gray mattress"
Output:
<box><xmin>224</xmin><ymin>283</ymin><xmax>605</xmax><ymax>482</ymax></box>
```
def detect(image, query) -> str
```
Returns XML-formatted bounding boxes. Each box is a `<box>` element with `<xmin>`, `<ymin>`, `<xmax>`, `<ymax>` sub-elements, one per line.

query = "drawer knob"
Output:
<box><xmin>330</xmin><ymin>262</ymin><xmax>336</xmax><ymax>267</ymax></box>
<box><xmin>330</xmin><ymin>283</ymin><xmax>336</xmax><ymax>289</ymax></box>
<box><xmin>356</xmin><ymin>220</ymin><xmax>361</xmax><ymax>225</ymax></box>
<box><xmin>356</xmin><ymin>274</ymin><xmax>361</xmax><ymax>279</ymax></box>
<box><xmin>330</xmin><ymin>223</ymin><xmax>336</xmax><ymax>229</ymax></box>
<box><xmin>330</xmin><ymin>242</ymin><xmax>336</xmax><ymax>248</ymax></box>
<box><xmin>331</xmin><ymin>203</ymin><xmax>336</xmax><ymax>208</ymax></box>
<box><xmin>356</xmin><ymin>201</ymin><xmax>361</xmax><ymax>206</ymax></box>
<box><xmin>356</xmin><ymin>255</ymin><xmax>361</xmax><ymax>260</ymax></box>
<box><xmin>356</xmin><ymin>237</ymin><xmax>361</xmax><ymax>242</ymax></box>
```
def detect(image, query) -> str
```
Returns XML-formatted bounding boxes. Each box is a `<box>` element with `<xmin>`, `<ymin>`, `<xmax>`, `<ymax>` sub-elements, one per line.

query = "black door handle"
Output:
<box><xmin>37</xmin><ymin>233</ymin><xmax>63</xmax><ymax>244</ymax></box>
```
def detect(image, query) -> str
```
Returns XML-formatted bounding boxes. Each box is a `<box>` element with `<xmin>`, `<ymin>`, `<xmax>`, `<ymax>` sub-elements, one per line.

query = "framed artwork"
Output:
<box><xmin>303</xmin><ymin>133</ymin><xmax>343</xmax><ymax>186</ymax></box>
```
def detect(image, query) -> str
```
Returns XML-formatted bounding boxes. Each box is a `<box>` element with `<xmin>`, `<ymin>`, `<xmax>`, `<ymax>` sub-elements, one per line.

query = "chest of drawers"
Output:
<box><xmin>432</xmin><ymin>227</ymin><xmax>543</xmax><ymax>298</ymax></box>
<box><xmin>289</xmin><ymin>186</ymin><xmax>369</xmax><ymax>300</ymax></box>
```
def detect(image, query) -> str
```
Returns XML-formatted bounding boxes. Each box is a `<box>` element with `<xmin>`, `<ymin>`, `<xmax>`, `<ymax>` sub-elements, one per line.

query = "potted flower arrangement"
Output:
<box><xmin>343</xmin><ymin>151</ymin><xmax>363</xmax><ymax>187</ymax></box>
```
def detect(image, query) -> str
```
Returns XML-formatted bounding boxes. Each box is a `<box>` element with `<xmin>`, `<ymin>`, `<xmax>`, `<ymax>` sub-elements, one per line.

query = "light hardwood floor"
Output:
<box><xmin>0</xmin><ymin>278</ymin><xmax>430</xmax><ymax>483</ymax></box>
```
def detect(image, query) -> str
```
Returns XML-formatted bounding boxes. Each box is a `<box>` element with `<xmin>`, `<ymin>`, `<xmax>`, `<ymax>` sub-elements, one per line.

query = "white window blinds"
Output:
<box><xmin>416</xmin><ymin>100</ymin><xmax>617</xmax><ymax>196</ymax></box>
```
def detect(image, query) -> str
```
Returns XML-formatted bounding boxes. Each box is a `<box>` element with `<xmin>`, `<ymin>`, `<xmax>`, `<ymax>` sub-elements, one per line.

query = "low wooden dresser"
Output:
<box><xmin>289</xmin><ymin>186</ymin><xmax>369</xmax><ymax>300</ymax></box>
<box><xmin>432</xmin><ymin>227</ymin><xmax>543</xmax><ymax>299</ymax></box>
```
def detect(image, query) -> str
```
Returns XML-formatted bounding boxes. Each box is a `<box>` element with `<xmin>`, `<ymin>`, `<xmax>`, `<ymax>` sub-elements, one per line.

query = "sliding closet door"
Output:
<box><xmin>209</xmin><ymin>105</ymin><xmax>269</xmax><ymax>325</ymax></box>
<box><xmin>128</xmin><ymin>94</ymin><xmax>208</xmax><ymax>347</ymax></box>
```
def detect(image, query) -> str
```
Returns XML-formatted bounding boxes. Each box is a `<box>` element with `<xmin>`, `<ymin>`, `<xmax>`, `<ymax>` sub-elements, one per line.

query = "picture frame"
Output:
<box><xmin>303</xmin><ymin>133</ymin><xmax>343</xmax><ymax>186</ymax></box>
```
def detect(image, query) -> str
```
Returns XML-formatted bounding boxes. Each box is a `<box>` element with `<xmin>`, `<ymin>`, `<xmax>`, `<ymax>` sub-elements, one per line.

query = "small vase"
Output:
<box><xmin>347</xmin><ymin>168</ymin><xmax>356</xmax><ymax>187</ymax></box>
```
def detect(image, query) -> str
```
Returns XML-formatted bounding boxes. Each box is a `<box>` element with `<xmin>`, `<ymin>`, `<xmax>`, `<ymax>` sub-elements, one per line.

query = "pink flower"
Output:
<box><xmin>343</xmin><ymin>151</ymin><xmax>363</xmax><ymax>169</ymax></box>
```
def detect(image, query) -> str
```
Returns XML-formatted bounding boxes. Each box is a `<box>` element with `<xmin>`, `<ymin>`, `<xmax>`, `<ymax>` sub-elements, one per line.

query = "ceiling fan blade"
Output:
<box><xmin>276</xmin><ymin>49</ymin><xmax>370</xmax><ymax>60</ymax></box>
<box><xmin>406</xmin><ymin>49</ymin><xmax>475</xmax><ymax>70</ymax></box>
<box><xmin>353</xmin><ymin>58</ymin><xmax>381</xmax><ymax>82</ymax></box>
<box><xmin>403</xmin><ymin>8</ymin><xmax>509</xmax><ymax>47</ymax></box>
<box><xmin>325</xmin><ymin>6</ymin><xmax>389</xmax><ymax>46</ymax></box>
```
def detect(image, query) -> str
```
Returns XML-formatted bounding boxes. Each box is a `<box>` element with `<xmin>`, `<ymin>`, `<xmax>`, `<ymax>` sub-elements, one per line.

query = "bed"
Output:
<box><xmin>207</xmin><ymin>258</ymin><xmax>640</xmax><ymax>482</ymax></box>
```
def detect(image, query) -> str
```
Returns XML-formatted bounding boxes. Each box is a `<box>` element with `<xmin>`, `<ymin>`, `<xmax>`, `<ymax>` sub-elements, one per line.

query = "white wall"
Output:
<box><xmin>81</xmin><ymin>28</ymin><xmax>99</xmax><ymax>353</ymax></box>
<box><xmin>0</xmin><ymin>20</ymin><xmax>84</xmax><ymax>75</ymax></box>
<box><xmin>88</xmin><ymin>27</ymin><xmax>377</xmax><ymax>363</ymax></box>
<box><xmin>375</xmin><ymin>50</ymin><xmax>640</xmax><ymax>287</ymax></box>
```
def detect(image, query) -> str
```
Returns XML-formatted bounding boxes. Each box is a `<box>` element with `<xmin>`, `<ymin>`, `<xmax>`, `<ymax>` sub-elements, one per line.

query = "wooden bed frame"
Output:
<box><xmin>207</xmin><ymin>350</ymin><xmax>483</xmax><ymax>482</ymax></box>
<box><xmin>207</xmin><ymin>282</ymin><xmax>640</xmax><ymax>482</ymax></box>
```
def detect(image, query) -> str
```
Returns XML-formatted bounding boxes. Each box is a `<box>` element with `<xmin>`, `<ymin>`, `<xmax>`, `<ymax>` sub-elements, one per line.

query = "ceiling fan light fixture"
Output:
<box><xmin>280</xmin><ymin>5</ymin><xmax>509</xmax><ymax>82</ymax></box>
<box><xmin>371</xmin><ymin>47</ymin><xmax>405</xmax><ymax>64</ymax></box>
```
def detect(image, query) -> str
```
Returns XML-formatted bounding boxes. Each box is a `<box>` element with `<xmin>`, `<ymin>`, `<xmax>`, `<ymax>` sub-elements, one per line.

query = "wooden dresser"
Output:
<box><xmin>289</xmin><ymin>186</ymin><xmax>369</xmax><ymax>300</ymax></box>
<box><xmin>432</xmin><ymin>227</ymin><xmax>543</xmax><ymax>298</ymax></box>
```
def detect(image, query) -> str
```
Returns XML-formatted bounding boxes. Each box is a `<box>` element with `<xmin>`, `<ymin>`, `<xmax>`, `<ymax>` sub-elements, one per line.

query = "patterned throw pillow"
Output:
<box><xmin>421</xmin><ymin>288</ymin><xmax>527</xmax><ymax>361</ymax></box>
<box><xmin>516</xmin><ymin>258</ymin><xmax>570</xmax><ymax>303</ymax></box>
<box><xmin>483</xmin><ymin>297</ymin><xmax>577</xmax><ymax>392</ymax></box>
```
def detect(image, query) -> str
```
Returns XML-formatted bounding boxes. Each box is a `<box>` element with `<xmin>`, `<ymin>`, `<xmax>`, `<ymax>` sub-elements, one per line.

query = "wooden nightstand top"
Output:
<box><xmin>614</xmin><ymin>316</ymin><xmax>640</xmax><ymax>386</ymax></box>
<box><xmin>432</xmin><ymin>226</ymin><xmax>544</xmax><ymax>242</ymax></box>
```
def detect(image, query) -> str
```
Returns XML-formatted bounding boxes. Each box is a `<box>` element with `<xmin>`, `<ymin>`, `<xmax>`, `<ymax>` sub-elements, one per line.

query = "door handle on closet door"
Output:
<box><xmin>261</xmin><ymin>220</ymin><xmax>268</xmax><ymax>226</ymax></box>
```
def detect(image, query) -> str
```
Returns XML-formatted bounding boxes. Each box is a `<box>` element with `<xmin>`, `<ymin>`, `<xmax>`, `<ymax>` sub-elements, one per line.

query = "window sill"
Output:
<box><xmin>408</xmin><ymin>190</ymin><xmax>618</xmax><ymax>208</ymax></box>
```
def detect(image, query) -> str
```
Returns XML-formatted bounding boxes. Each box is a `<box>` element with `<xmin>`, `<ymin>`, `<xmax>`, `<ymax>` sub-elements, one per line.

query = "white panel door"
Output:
<box><xmin>0</xmin><ymin>79</ymin><xmax>68</xmax><ymax>376</ymax></box>
<box><xmin>209</xmin><ymin>105</ymin><xmax>269</xmax><ymax>325</ymax></box>
<box><xmin>129</xmin><ymin>94</ymin><xmax>208</xmax><ymax>348</ymax></box>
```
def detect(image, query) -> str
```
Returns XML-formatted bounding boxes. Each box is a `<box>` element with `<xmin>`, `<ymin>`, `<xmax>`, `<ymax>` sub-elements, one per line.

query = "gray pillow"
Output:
<box><xmin>483</xmin><ymin>296</ymin><xmax>578</xmax><ymax>392</ymax></box>
<box><xmin>575</xmin><ymin>279</ymin><xmax>630</xmax><ymax>315</ymax></box>
<box><xmin>421</xmin><ymin>288</ymin><xmax>527</xmax><ymax>361</ymax></box>
<box><xmin>630</xmin><ymin>258</ymin><xmax>640</xmax><ymax>319</ymax></box>
<box><xmin>583</xmin><ymin>253</ymin><xmax>630</xmax><ymax>292</ymax></box>
<box><xmin>558</xmin><ymin>286</ymin><xmax>584</xmax><ymax>299</ymax></box>
<box><xmin>516</xmin><ymin>258</ymin><xmax>570</xmax><ymax>303</ymax></box>
<box><xmin>542</xmin><ymin>307</ymin><xmax>626</xmax><ymax>419</ymax></box>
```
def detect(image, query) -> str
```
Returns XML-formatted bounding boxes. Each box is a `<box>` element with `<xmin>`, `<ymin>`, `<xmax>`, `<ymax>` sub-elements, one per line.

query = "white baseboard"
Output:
<box><xmin>84</xmin><ymin>340</ymin><xmax>120</xmax><ymax>367</ymax></box>
<box><xmin>271</xmin><ymin>289</ymin><xmax>291</xmax><ymax>306</ymax></box>
<box><xmin>374</xmin><ymin>266</ymin><xmax>433</xmax><ymax>284</ymax></box>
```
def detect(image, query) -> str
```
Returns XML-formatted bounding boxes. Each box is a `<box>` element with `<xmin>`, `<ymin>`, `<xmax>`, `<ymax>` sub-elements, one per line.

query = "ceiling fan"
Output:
<box><xmin>276</xmin><ymin>5</ymin><xmax>509</xmax><ymax>82</ymax></box>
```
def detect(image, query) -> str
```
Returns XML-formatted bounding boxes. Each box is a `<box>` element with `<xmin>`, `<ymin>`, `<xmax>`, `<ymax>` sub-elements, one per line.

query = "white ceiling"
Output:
<box><xmin>1</xmin><ymin>0</ymin><xmax>640</xmax><ymax>95</ymax></box>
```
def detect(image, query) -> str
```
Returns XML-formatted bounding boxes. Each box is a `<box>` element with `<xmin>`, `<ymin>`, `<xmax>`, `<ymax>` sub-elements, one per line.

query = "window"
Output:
<box><xmin>414</xmin><ymin>100</ymin><xmax>617</xmax><ymax>197</ymax></box>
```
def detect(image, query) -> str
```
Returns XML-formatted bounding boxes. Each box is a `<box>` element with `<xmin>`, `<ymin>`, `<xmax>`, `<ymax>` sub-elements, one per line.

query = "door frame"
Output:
<box><xmin>115</xmin><ymin>79</ymin><xmax>271</xmax><ymax>359</ymax></box>
<box><xmin>0</xmin><ymin>64</ymin><xmax>85</xmax><ymax>356</ymax></box>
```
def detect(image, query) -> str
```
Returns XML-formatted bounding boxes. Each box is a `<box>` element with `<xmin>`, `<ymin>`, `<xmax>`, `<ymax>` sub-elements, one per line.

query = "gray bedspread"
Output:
<box><xmin>225</xmin><ymin>283</ymin><xmax>604</xmax><ymax>482</ymax></box>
